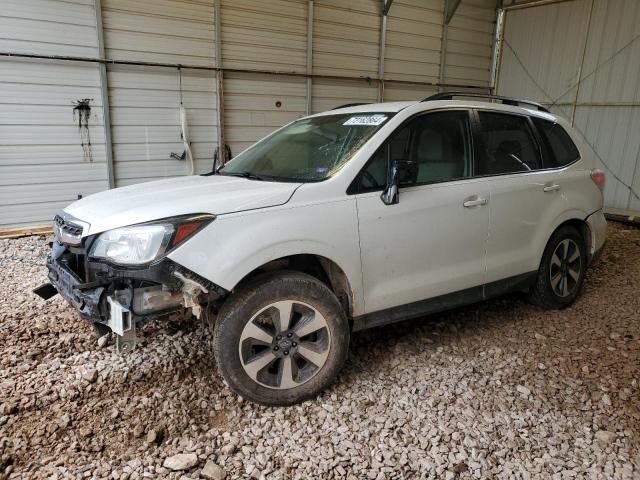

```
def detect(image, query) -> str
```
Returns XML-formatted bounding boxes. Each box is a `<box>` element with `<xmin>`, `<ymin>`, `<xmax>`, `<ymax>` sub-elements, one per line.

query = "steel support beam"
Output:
<box><xmin>94</xmin><ymin>0</ymin><xmax>115</xmax><ymax>189</ymax></box>
<box><xmin>0</xmin><ymin>51</ymin><xmax>491</xmax><ymax>92</ymax></box>
<box><xmin>306</xmin><ymin>1</ymin><xmax>314</xmax><ymax>115</ymax></box>
<box><xmin>377</xmin><ymin>13</ymin><xmax>387</xmax><ymax>102</ymax></box>
<box><xmin>489</xmin><ymin>7</ymin><xmax>506</xmax><ymax>94</ymax></box>
<box><xmin>214</xmin><ymin>0</ymin><xmax>227</xmax><ymax>165</ymax></box>
<box><xmin>501</xmin><ymin>0</ymin><xmax>575</xmax><ymax>11</ymax></box>
<box><xmin>438</xmin><ymin>5</ymin><xmax>449</xmax><ymax>91</ymax></box>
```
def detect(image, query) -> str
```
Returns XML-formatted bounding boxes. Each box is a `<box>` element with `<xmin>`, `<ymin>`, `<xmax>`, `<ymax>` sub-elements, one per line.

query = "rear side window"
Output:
<box><xmin>533</xmin><ymin>118</ymin><xmax>580</xmax><ymax>167</ymax></box>
<box><xmin>475</xmin><ymin>111</ymin><xmax>542</xmax><ymax>175</ymax></box>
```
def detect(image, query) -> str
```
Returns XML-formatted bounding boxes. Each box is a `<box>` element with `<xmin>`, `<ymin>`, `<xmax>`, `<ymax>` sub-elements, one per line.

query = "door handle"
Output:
<box><xmin>543</xmin><ymin>184</ymin><xmax>561</xmax><ymax>193</ymax></box>
<box><xmin>463</xmin><ymin>196</ymin><xmax>488</xmax><ymax>208</ymax></box>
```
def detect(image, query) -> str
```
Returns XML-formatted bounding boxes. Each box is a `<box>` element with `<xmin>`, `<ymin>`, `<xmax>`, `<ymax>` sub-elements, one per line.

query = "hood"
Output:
<box><xmin>64</xmin><ymin>175</ymin><xmax>301</xmax><ymax>235</ymax></box>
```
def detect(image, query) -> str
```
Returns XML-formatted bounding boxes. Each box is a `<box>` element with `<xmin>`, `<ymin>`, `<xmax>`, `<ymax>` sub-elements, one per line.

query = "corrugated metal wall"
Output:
<box><xmin>384</xmin><ymin>1</ymin><xmax>442</xmax><ymax>84</ymax></box>
<box><xmin>312</xmin><ymin>78</ymin><xmax>379</xmax><ymax>114</ymax></box>
<box><xmin>0</xmin><ymin>0</ymin><xmax>496</xmax><ymax>227</ymax></box>
<box><xmin>313</xmin><ymin>0</ymin><xmax>380</xmax><ymax>78</ymax></box>
<box><xmin>497</xmin><ymin>0</ymin><xmax>640</xmax><ymax>211</ymax></box>
<box><xmin>1</xmin><ymin>0</ymin><xmax>99</xmax><ymax>57</ymax></box>
<box><xmin>108</xmin><ymin>66</ymin><xmax>218</xmax><ymax>186</ymax></box>
<box><xmin>225</xmin><ymin>73</ymin><xmax>307</xmax><ymax>154</ymax></box>
<box><xmin>102</xmin><ymin>0</ymin><xmax>216</xmax><ymax>66</ymax></box>
<box><xmin>0</xmin><ymin>0</ymin><xmax>109</xmax><ymax>227</ymax></box>
<box><xmin>442</xmin><ymin>0</ymin><xmax>495</xmax><ymax>88</ymax></box>
<box><xmin>221</xmin><ymin>0</ymin><xmax>307</xmax><ymax>73</ymax></box>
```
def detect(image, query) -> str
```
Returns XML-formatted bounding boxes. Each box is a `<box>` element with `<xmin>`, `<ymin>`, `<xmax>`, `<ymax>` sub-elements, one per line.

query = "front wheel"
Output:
<box><xmin>528</xmin><ymin>225</ymin><xmax>587</xmax><ymax>309</ymax></box>
<box><xmin>213</xmin><ymin>271</ymin><xmax>350</xmax><ymax>406</ymax></box>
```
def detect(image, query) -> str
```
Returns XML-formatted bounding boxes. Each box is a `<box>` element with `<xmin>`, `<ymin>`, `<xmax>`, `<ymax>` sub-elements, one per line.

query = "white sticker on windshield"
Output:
<box><xmin>343</xmin><ymin>115</ymin><xmax>387</xmax><ymax>126</ymax></box>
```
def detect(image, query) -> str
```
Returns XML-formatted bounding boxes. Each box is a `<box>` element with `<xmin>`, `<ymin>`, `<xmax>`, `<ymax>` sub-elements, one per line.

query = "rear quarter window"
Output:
<box><xmin>533</xmin><ymin>118</ymin><xmax>580</xmax><ymax>168</ymax></box>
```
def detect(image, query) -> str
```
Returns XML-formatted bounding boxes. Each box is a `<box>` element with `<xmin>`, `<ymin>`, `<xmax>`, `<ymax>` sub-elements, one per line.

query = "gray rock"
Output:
<box><xmin>220</xmin><ymin>444</ymin><xmax>236</xmax><ymax>456</ymax></box>
<box><xmin>201</xmin><ymin>460</ymin><xmax>226</xmax><ymax>480</ymax></box>
<box><xmin>146</xmin><ymin>428</ymin><xmax>163</xmax><ymax>445</ymax></box>
<box><xmin>163</xmin><ymin>453</ymin><xmax>198</xmax><ymax>471</ymax></box>
<box><xmin>97</xmin><ymin>335</ymin><xmax>109</xmax><ymax>348</ymax></box>
<box><xmin>0</xmin><ymin>402</ymin><xmax>17</xmax><ymax>415</ymax></box>
<box><xmin>83</xmin><ymin>368</ymin><xmax>98</xmax><ymax>383</ymax></box>
<box><xmin>594</xmin><ymin>430</ymin><xmax>616</xmax><ymax>445</ymax></box>
<box><xmin>58</xmin><ymin>414</ymin><xmax>71</xmax><ymax>429</ymax></box>
<box><xmin>132</xmin><ymin>424</ymin><xmax>144</xmax><ymax>438</ymax></box>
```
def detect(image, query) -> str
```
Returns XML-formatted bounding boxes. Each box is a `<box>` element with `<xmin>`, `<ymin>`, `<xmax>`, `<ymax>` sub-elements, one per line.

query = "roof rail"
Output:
<box><xmin>331</xmin><ymin>102</ymin><xmax>369</xmax><ymax>110</ymax></box>
<box><xmin>421</xmin><ymin>91</ymin><xmax>549</xmax><ymax>113</ymax></box>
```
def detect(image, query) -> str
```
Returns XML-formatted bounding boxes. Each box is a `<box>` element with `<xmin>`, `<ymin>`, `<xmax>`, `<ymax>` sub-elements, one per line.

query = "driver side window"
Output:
<box><xmin>355</xmin><ymin>110</ymin><xmax>472</xmax><ymax>192</ymax></box>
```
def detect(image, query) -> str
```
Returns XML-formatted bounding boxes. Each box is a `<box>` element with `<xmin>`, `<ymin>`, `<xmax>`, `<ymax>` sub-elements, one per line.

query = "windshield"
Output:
<box><xmin>218</xmin><ymin>112</ymin><xmax>393</xmax><ymax>182</ymax></box>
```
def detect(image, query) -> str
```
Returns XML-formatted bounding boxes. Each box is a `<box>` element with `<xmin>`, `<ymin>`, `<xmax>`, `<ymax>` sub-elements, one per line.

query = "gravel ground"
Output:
<box><xmin>1</xmin><ymin>222</ymin><xmax>639</xmax><ymax>480</ymax></box>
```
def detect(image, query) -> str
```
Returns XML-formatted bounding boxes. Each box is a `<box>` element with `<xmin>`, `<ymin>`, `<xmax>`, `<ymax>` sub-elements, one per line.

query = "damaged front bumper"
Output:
<box><xmin>35</xmin><ymin>239</ymin><xmax>226</xmax><ymax>350</ymax></box>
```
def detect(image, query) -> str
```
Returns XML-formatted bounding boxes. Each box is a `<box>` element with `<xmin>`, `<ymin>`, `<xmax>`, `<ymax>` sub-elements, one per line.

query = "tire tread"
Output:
<box><xmin>528</xmin><ymin>225</ymin><xmax>587</xmax><ymax>310</ymax></box>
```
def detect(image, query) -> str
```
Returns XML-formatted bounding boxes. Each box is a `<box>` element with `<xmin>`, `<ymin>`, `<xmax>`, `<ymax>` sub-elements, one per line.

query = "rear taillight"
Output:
<box><xmin>591</xmin><ymin>169</ymin><xmax>605</xmax><ymax>192</ymax></box>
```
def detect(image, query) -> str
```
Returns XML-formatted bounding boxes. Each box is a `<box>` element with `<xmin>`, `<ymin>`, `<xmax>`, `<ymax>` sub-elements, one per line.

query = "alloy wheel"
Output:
<box><xmin>238</xmin><ymin>300</ymin><xmax>331</xmax><ymax>389</ymax></box>
<box><xmin>549</xmin><ymin>238</ymin><xmax>582</xmax><ymax>298</ymax></box>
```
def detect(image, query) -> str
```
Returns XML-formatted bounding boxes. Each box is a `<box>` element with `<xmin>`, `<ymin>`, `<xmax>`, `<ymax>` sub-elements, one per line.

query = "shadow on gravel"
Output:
<box><xmin>343</xmin><ymin>292</ymin><xmax>531</xmax><ymax>375</ymax></box>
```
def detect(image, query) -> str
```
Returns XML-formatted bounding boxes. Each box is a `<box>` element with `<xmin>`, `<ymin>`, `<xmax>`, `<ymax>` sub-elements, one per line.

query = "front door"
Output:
<box><xmin>353</xmin><ymin>110</ymin><xmax>491</xmax><ymax>314</ymax></box>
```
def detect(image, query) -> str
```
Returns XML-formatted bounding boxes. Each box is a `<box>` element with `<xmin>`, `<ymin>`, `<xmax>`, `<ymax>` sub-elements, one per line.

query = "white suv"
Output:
<box><xmin>36</xmin><ymin>93</ymin><xmax>607</xmax><ymax>406</ymax></box>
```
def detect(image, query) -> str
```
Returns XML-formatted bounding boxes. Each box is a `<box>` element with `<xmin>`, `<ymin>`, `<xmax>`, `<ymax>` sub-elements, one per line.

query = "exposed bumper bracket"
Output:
<box><xmin>115</xmin><ymin>328</ymin><xmax>137</xmax><ymax>353</ymax></box>
<box><xmin>107</xmin><ymin>296</ymin><xmax>137</xmax><ymax>353</ymax></box>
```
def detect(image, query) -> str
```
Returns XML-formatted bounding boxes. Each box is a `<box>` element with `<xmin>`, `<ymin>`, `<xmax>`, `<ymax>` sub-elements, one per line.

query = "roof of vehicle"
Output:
<box><xmin>313</xmin><ymin>98</ymin><xmax>558</xmax><ymax>122</ymax></box>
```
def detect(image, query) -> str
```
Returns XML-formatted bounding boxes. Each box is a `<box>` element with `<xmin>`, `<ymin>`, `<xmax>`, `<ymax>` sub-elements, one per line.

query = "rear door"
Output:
<box><xmin>531</xmin><ymin>117</ymin><xmax>599</xmax><ymax>212</ymax></box>
<box><xmin>474</xmin><ymin>110</ymin><xmax>564</xmax><ymax>284</ymax></box>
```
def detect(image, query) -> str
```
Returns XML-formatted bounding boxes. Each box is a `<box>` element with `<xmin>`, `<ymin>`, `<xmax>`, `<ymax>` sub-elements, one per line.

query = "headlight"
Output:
<box><xmin>89</xmin><ymin>215</ymin><xmax>214</xmax><ymax>265</ymax></box>
<box><xmin>90</xmin><ymin>224</ymin><xmax>173</xmax><ymax>265</ymax></box>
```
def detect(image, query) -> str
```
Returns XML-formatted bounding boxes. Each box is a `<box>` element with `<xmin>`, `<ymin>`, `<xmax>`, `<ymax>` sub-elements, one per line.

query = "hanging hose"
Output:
<box><xmin>180</xmin><ymin>106</ymin><xmax>195</xmax><ymax>175</ymax></box>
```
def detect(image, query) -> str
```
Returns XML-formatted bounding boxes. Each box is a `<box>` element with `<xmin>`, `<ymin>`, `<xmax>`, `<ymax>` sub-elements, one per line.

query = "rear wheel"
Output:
<box><xmin>529</xmin><ymin>225</ymin><xmax>587</xmax><ymax>309</ymax></box>
<box><xmin>213</xmin><ymin>271</ymin><xmax>350</xmax><ymax>406</ymax></box>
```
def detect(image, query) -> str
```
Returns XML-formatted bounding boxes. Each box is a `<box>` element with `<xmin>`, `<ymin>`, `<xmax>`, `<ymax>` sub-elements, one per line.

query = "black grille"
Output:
<box><xmin>66</xmin><ymin>224</ymin><xmax>83</xmax><ymax>236</ymax></box>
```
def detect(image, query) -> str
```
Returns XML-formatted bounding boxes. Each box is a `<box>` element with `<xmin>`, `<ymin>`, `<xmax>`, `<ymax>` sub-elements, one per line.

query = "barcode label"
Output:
<box><xmin>343</xmin><ymin>115</ymin><xmax>387</xmax><ymax>126</ymax></box>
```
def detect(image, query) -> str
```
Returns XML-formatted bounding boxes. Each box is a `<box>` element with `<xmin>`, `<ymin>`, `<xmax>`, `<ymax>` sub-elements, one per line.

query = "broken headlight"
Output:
<box><xmin>89</xmin><ymin>215</ymin><xmax>214</xmax><ymax>266</ymax></box>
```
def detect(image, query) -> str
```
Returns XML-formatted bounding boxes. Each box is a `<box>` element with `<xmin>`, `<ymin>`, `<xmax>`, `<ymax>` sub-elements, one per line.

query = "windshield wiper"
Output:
<box><xmin>218</xmin><ymin>170</ymin><xmax>310</xmax><ymax>183</ymax></box>
<box><xmin>219</xmin><ymin>171</ymin><xmax>268</xmax><ymax>181</ymax></box>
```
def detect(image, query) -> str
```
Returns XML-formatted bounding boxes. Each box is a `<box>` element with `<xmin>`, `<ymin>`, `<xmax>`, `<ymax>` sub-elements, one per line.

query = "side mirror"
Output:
<box><xmin>381</xmin><ymin>159</ymin><xmax>417</xmax><ymax>205</ymax></box>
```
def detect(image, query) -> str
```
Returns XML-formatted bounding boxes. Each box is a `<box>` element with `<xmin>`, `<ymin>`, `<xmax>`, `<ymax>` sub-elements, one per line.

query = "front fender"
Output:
<box><xmin>167</xmin><ymin>199</ymin><xmax>365</xmax><ymax>315</ymax></box>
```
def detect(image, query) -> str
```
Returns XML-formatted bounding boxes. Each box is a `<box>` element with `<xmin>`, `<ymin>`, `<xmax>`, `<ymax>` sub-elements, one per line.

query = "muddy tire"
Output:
<box><xmin>528</xmin><ymin>225</ymin><xmax>587</xmax><ymax>310</ymax></box>
<box><xmin>213</xmin><ymin>271</ymin><xmax>350</xmax><ymax>406</ymax></box>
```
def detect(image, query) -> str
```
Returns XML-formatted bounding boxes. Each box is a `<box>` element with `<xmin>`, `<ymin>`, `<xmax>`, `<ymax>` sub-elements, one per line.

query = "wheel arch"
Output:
<box><xmin>232</xmin><ymin>253</ymin><xmax>357</xmax><ymax>321</ymax></box>
<box><xmin>555</xmin><ymin>218</ymin><xmax>591</xmax><ymax>249</ymax></box>
<box><xmin>539</xmin><ymin>213</ymin><xmax>592</xmax><ymax>268</ymax></box>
